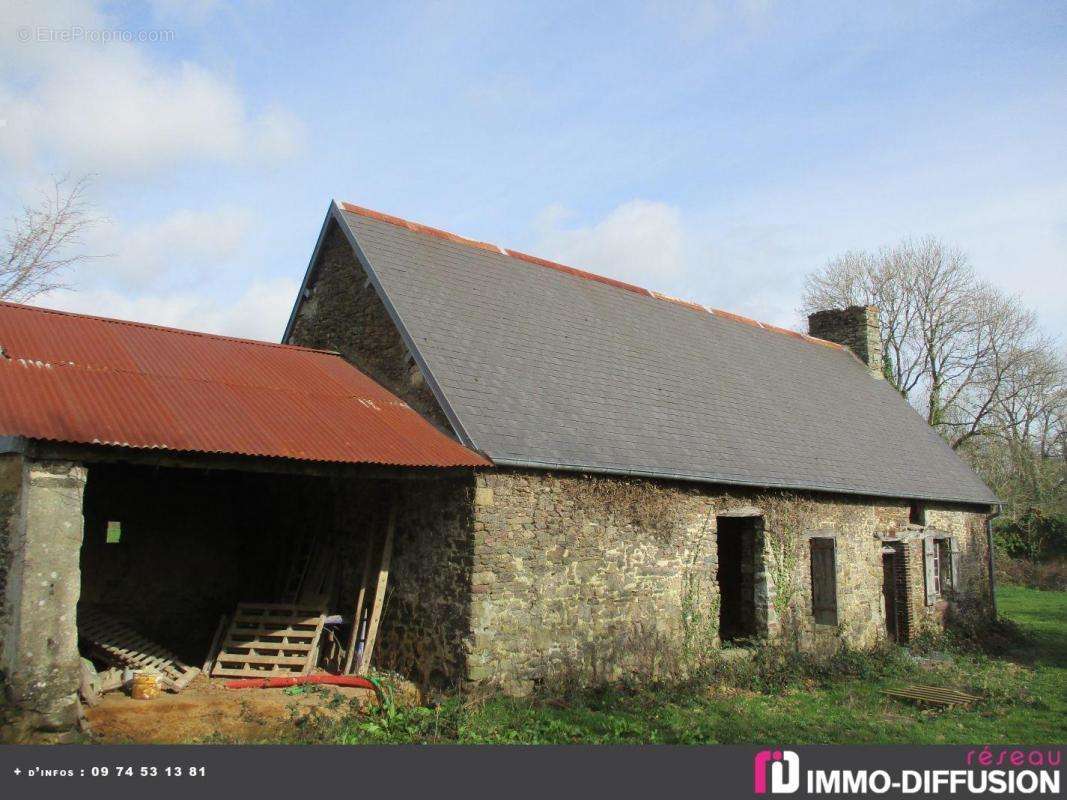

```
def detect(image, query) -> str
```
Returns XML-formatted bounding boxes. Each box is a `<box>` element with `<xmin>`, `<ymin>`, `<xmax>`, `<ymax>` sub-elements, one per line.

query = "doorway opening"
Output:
<box><xmin>881</xmin><ymin>544</ymin><xmax>906</xmax><ymax>642</ymax></box>
<box><xmin>716</xmin><ymin>515</ymin><xmax>761</xmax><ymax>642</ymax></box>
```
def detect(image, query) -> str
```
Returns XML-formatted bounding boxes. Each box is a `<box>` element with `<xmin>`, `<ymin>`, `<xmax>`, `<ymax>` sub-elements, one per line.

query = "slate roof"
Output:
<box><xmin>286</xmin><ymin>201</ymin><xmax>997</xmax><ymax>505</ymax></box>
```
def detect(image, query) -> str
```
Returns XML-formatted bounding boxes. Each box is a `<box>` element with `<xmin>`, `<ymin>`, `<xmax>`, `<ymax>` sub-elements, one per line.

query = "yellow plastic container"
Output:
<box><xmin>130</xmin><ymin>672</ymin><xmax>161</xmax><ymax>700</ymax></box>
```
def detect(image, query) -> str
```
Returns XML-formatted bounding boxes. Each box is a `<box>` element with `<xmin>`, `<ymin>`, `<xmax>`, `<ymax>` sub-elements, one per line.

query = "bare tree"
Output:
<box><xmin>801</xmin><ymin>242</ymin><xmax>927</xmax><ymax>398</ymax></box>
<box><xmin>1</xmin><ymin>175</ymin><xmax>101</xmax><ymax>303</ymax></box>
<box><xmin>988</xmin><ymin>347</ymin><xmax>1067</xmax><ymax>510</ymax></box>
<box><xmin>802</xmin><ymin>237</ymin><xmax>1045</xmax><ymax>449</ymax></box>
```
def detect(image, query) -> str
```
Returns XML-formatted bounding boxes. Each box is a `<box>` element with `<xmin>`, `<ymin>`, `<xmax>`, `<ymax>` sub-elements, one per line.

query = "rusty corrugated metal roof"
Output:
<box><xmin>0</xmin><ymin>301</ymin><xmax>489</xmax><ymax>468</ymax></box>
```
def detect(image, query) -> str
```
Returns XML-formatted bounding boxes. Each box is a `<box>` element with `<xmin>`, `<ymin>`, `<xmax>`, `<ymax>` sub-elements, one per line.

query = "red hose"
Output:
<box><xmin>225</xmin><ymin>674</ymin><xmax>378</xmax><ymax>692</ymax></box>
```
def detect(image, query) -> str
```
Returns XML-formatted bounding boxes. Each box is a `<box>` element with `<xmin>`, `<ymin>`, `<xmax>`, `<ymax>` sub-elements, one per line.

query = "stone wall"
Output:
<box><xmin>468</xmin><ymin>470</ymin><xmax>716</xmax><ymax>693</ymax></box>
<box><xmin>466</xmin><ymin>467</ymin><xmax>990</xmax><ymax>692</ymax></box>
<box><xmin>287</xmin><ymin>221</ymin><xmax>451</xmax><ymax>431</ymax></box>
<box><xmin>0</xmin><ymin>459</ymin><xmax>86</xmax><ymax>740</ymax></box>
<box><xmin>0</xmin><ymin>454</ymin><xmax>21</xmax><ymax>667</ymax></box>
<box><xmin>375</xmin><ymin>477</ymin><xmax>475</xmax><ymax>690</ymax></box>
<box><xmin>766</xmin><ymin>492</ymin><xmax>928</xmax><ymax>650</ymax></box>
<box><xmin>925</xmin><ymin>503</ymin><xmax>990</xmax><ymax>602</ymax></box>
<box><xmin>908</xmin><ymin>503</ymin><xmax>991</xmax><ymax>636</ymax></box>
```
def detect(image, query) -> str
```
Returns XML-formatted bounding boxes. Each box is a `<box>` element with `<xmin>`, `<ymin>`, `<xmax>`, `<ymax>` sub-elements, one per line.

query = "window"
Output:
<box><xmin>937</xmin><ymin>538</ymin><xmax>954</xmax><ymax>593</ymax></box>
<box><xmin>105</xmin><ymin>520</ymin><xmax>122</xmax><ymax>544</ymax></box>
<box><xmin>909</xmin><ymin>501</ymin><xmax>926</xmax><ymax>526</ymax></box>
<box><xmin>809</xmin><ymin>537</ymin><xmax>838</xmax><ymax>625</ymax></box>
<box><xmin>931</xmin><ymin>539</ymin><xmax>942</xmax><ymax>596</ymax></box>
<box><xmin>924</xmin><ymin>535</ymin><xmax>958</xmax><ymax>604</ymax></box>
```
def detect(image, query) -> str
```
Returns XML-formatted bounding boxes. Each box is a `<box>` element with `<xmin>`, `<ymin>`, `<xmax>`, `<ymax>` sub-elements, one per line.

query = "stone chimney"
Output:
<box><xmin>807</xmin><ymin>305</ymin><xmax>883</xmax><ymax>379</ymax></box>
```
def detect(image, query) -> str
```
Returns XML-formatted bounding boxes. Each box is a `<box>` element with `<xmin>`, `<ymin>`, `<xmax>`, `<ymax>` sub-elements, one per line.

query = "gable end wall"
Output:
<box><xmin>287</xmin><ymin>222</ymin><xmax>452</xmax><ymax>432</ymax></box>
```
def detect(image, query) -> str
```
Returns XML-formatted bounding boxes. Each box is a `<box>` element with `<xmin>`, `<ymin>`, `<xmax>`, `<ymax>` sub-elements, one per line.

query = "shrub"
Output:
<box><xmin>993</xmin><ymin>511</ymin><xmax>1067</xmax><ymax>561</ymax></box>
<box><xmin>996</xmin><ymin>555</ymin><xmax>1067</xmax><ymax>592</ymax></box>
<box><xmin>697</xmin><ymin>640</ymin><xmax>911</xmax><ymax>693</ymax></box>
<box><xmin>917</xmin><ymin>596</ymin><xmax>1035</xmax><ymax>658</ymax></box>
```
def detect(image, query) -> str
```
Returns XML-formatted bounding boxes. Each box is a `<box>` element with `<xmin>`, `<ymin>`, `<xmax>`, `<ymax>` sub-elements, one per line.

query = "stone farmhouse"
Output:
<box><xmin>284</xmin><ymin>201</ymin><xmax>998</xmax><ymax>692</ymax></box>
<box><xmin>0</xmin><ymin>199</ymin><xmax>997</xmax><ymax>736</ymax></box>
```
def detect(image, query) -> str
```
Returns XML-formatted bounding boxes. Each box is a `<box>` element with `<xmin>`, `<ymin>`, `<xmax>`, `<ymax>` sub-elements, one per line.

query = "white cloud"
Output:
<box><xmin>83</xmin><ymin>206</ymin><xmax>252</xmax><ymax>288</ymax></box>
<box><xmin>648</xmin><ymin>0</ymin><xmax>776</xmax><ymax>43</ymax></box>
<box><xmin>36</xmin><ymin>276</ymin><xmax>300</xmax><ymax>342</ymax></box>
<box><xmin>218</xmin><ymin>278</ymin><xmax>302</xmax><ymax>341</ymax></box>
<box><xmin>687</xmin><ymin>220</ymin><xmax>815</xmax><ymax>328</ymax></box>
<box><xmin>534</xmin><ymin>200</ymin><xmax>686</xmax><ymax>286</ymax></box>
<box><xmin>19</xmin><ymin>188</ymin><xmax>290</xmax><ymax>342</ymax></box>
<box><xmin>927</xmin><ymin>183</ymin><xmax>1067</xmax><ymax>338</ymax></box>
<box><xmin>250</xmin><ymin>106</ymin><xmax>306</xmax><ymax>162</ymax></box>
<box><xmin>147</xmin><ymin>0</ymin><xmax>222</xmax><ymax>26</ymax></box>
<box><xmin>528</xmin><ymin>185</ymin><xmax>1066</xmax><ymax>346</ymax></box>
<box><xmin>712</xmin><ymin>159</ymin><xmax>1067</xmax><ymax>341</ymax></box>
<box><xmin>0</xmin><ymin>0</ymin><xmax>303</xmax><ymax>174</ymax></box>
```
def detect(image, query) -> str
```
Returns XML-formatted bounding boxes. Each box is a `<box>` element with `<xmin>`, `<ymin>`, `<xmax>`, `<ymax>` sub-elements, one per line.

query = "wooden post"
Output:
<box><xmin>357</xmin><ymin>500</ymin><xmax>397</xmax><ymax>675</ymax></box>
<box><xmin>343</xmin><ymin>533</ymin><xmax>376</xmax><ymax>675</ymax></box>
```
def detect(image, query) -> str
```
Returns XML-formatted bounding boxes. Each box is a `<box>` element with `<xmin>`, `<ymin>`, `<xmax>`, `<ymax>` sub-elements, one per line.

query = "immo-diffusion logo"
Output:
<box><xmin>754</xmin><ymin>750</ymin><xmax>800</xmax><ymax>794</ymax></box>
<box><xmin>752</xmin><ymin>746</ymin><xmax>1061</xmax><ymax>796</ymax></box>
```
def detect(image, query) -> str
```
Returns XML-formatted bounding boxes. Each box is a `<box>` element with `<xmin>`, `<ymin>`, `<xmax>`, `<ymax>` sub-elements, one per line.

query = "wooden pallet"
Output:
<box><xmin>79</xmin><ymin>607</ymin><xmax>200</xmax><ymax>692</ymax></box>
<box><xmin>211</xmin><ymin>603</ymin><xmax>326</xmax><ymax>678</ymax></box>
<box><xmin>882</xmin><ymin>684</ymin><xmax>982</xmax><ymax>708</ymax></box>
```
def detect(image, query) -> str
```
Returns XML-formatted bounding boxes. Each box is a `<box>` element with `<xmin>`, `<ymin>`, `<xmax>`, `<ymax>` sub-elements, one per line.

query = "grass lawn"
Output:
<box><xmin>323</xmin><ymin>585</ymin><xmax>1066</xmax><ymax>745</ymax></box>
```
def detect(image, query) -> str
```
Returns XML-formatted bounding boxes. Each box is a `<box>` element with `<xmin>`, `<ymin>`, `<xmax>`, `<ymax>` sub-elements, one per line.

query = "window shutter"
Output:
<box><xmin>949</xmin><ymin>537</ymin><xmax>961</xmax><ymax>592</ymax></box>
<box><xmin>809</xmin><ymin>538</ymin><xmax>838</xmax><ymax>625</ymax></box>
<box><xmin>923</xmin><ymin>537</ymin><xmax>937</xmax><ymax>606</ymax></box>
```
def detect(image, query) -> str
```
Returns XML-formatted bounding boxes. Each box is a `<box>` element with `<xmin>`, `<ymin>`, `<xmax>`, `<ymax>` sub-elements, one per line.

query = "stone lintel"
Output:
<box><xmin>716</xmin><ymin>506</ymin><xmax>763</xmax><ymax>518</ymax></box>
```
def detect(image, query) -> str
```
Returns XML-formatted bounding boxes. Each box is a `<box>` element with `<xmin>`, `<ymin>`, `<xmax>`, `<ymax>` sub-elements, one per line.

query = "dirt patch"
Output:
<box><xmin>85</xmin><ymin>675</ymin><xmax>376</xmax><ymax>743</ymax></box>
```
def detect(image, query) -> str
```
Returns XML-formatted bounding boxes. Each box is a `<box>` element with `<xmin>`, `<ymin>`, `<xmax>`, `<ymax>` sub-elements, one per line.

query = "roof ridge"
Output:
<box><xmin>0</xmin><ymin>300</ymin><xmax>339</xmax><ymax>356</ymax></box>
<box><xmin>336</xmin><ymin>201</ymin><xmax>844</xmax><ymax>352</ymax></box>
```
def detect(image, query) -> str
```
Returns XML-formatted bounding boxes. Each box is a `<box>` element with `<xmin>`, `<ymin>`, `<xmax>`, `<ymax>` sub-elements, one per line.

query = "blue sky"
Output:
<box><xmin>1</xmin><ymin>1</ymin><xmax>1064</xmax><ymax>343</ymax></box>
